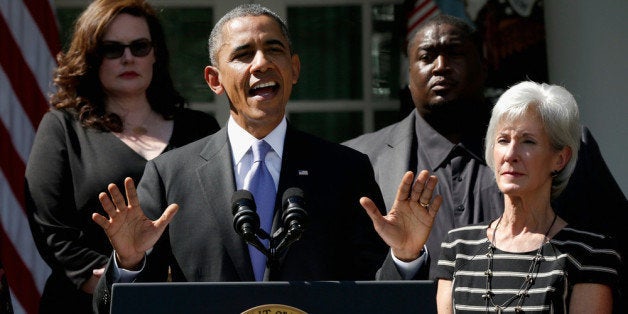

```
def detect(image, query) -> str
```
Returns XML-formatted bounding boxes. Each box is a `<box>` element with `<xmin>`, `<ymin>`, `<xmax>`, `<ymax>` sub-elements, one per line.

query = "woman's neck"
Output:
<box><xmin>501</xmin><ymin>195</ymin><xmax>554</xmax><ymax>234</ymax></box>
<box><xmin>106</xmin><ymin>95</ymin><xmax>153</xmax><ymax>125</ymax></box>
<box><xmin>488</xmin><ymin>194</ymin><xmax>561</xmax><ymax>253</ymax></box>
<box><xmin>106</xmin><ymin>93</ymin><xmax>150</xmax><ymax>112</ymax></box>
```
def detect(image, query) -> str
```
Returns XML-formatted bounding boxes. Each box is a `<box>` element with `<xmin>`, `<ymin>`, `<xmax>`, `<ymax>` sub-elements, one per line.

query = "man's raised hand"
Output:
<box><xmin>360</xmin><ymin>170</ymin><xmax>442</xmax><ymax>261</ymax></box>
<box><xmin>92</xmin><ymin>177</ymin><xmax>178</xmax><ymax>269</ymax></box>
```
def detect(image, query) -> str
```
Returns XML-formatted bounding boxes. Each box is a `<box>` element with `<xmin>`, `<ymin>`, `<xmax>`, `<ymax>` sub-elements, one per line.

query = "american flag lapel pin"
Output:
<box><xmin>298</xmin><ymin>170</ymin><xmax>309</xmax><ymax>176</ymax></box>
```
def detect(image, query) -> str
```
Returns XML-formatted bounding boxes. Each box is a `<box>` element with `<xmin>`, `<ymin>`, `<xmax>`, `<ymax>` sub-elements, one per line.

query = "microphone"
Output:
<box><xmin>273</xmin><ymin>187</ymin><xmax>308</xmax><ymax>255</ymax></box>
<box><xmin>231</xmin><ymin>190</ymin><xmax>269</xmax><ymax>257</ymax></box>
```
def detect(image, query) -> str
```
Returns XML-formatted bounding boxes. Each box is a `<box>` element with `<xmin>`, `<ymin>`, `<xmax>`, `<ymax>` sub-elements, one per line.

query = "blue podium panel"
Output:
<box><xmin>111</xmin><ymin>280</ymin><xmax>436</xmax><ymax>313</ymax></box>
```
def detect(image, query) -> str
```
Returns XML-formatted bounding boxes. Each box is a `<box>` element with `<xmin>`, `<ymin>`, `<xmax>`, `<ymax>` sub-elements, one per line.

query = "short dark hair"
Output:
<box><xmin>208</xmin><ymin>4</ymin><xmax>293</xmax><ymax>66</ymax></box>
<box><xmin>409</xmin><ymin>14</ymin><xmax>483</xmax><ymax>57</ymax></box>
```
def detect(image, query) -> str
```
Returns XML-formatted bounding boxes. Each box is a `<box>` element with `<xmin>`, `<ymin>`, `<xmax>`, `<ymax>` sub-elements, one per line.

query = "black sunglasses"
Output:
<box><xmin>99</xmin><ymin>39</ymin><xmax>153</xmax><ymax>59</ymax></box>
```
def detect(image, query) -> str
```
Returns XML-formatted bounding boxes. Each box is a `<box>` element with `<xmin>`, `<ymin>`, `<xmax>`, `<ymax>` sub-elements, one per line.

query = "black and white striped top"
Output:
<box><xmin>434</xmin><ymin>221</ymin><xmax>621</xmax><ymax>313</ymax></box>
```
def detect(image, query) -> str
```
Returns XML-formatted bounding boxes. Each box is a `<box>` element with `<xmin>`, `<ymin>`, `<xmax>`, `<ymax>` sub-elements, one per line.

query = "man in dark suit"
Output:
<box><xmin>344</xmin><ymin>13</ymin><xmax>627</xmax><ymax>297</ymax></box>
<box><xmin>92</xmin><ymin>4</ymin><xmax>441</xmax><ymax>312</ymax></box>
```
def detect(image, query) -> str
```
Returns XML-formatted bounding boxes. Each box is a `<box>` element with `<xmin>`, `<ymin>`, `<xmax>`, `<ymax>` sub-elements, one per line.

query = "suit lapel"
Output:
<box><xmin>196</xmin><ymin>129</ymin><xmax>254</xmax><ymax>281</ymax></box>
<box><xmin>378</xmin><ymin>112</ymin><xmax>416</xmax><ymax>210</ymax></box>
<box><xmin>268</xmin><ymin>127</ymin><xmax>311</xmax><ymax>272</ymax></box>
<box><xmin>276</xmin><ymin>126</ymin><xmax>311</xmax><ymax>206</ymax></box>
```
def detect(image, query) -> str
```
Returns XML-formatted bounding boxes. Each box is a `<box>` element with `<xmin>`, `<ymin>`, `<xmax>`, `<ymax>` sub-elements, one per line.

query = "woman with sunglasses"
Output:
<box><xmin>24</xmin><ymin>1</ymin><xmax>219</xmax><ymax>312</ymax></box>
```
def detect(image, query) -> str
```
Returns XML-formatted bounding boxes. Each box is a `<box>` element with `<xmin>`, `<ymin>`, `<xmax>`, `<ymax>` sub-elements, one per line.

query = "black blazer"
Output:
<box><xmin>94</xmin><ymin>125</ymin><xmax>391</xmax><ymax>312</ymax></box>
<box><xmin>25</xmin><ymin>108</ymin><xmax>219</xmax><ymax>313</ymax></box>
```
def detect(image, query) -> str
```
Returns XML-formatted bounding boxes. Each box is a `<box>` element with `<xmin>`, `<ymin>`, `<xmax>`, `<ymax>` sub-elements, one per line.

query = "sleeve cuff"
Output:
<box><xmin>391</xmin><ymin>246</ymin><xmax>428</xmax><ymax>279</ymax></box>
<box><xmin>112</xmin><ymin>251</ymin><xmax>146</xmax><ymax>283</ymax></box>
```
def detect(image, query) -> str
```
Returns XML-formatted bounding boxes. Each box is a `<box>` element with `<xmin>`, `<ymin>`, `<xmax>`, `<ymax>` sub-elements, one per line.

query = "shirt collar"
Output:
<box><xmin>414</xmin><ymin>111</ymin><xmax>485</xmax><ymax>171</ymax></box>
<box><xmin>228</xmin><ymin>115</ymin><xmax>286</xmax><ymax>165</ymax></box>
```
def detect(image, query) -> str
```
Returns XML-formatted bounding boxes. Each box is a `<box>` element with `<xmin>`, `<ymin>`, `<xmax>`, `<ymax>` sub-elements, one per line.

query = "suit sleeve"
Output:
<box><xmin>376</xmin><ymin>251</ymin><xmax>430</xmax><ymax>280</ymax></box>
<box><xmin>92</xmin><ymin>254</ymin><xmax>117</xmax><ymax>314</ymax></box>
<box><xmin>92</xmin><ymin>161</ymin><xmax>172</xmax><ymax>313</ymax></box>
<box><xmin>336</xmin><ymin>151</ymin><xmax>389</xmax><ymax>280</ymax></box>
<box><xmin>345</xmin><ymin>150</ymin><xmax>430</xmax><ymax>280</ymax></box>
<box><xmin>133</xmin><ymin>160</ymin><xmax>172</xmax><ymax>282</ymax></box>
<box><xmin>354</xmin><ymin>155</ymin><xmax>388</xmax><ymax>280</ymax></box>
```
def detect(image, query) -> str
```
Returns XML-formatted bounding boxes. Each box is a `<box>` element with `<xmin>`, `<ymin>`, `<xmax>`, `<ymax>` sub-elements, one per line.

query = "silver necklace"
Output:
<box><xmin>483</xmin><ymin>213</ymin><xmax>557</xmax><ymax>313</ymax></box>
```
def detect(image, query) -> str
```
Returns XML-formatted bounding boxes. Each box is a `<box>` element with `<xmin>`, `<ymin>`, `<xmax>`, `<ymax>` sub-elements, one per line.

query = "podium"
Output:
<box><xmin>111</xmin><ymin>280</ymin><xmax>436</xmax><ymax>313</ymax></box>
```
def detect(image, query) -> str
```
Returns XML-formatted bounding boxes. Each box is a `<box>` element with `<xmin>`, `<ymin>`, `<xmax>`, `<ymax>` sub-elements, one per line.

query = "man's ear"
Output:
<box><xmin>291</xmin><ymin>54</ymin><xmax>301</xmax><ymax>85</ymax></box>
<box><xmin>204</xmin><ymin>65</ymin><xmax>224</xmax><ymax>95</ymax></box>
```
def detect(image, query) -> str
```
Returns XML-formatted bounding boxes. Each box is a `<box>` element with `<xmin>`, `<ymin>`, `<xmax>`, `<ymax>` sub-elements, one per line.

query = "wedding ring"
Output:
<box><xmin>419</xmin><ymin>201</ymin><xmax>430</xmax><ymax>208</ymax></box>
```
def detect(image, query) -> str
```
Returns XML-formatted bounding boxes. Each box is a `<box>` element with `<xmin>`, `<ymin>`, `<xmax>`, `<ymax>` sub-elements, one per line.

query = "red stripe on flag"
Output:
<box><xmin>23</xmin><ymin>0</ymin><xmax>61</xmax><ymax>56</ymax></box>
<box><xmin>0</xmin><ymin>122</ymin><xmax>27</xmax><ymax>211</ymax></box>
<box><xmin>407</xmin><ymin>5</ymin><xmax>439</xmax><ymax>35</ymax></box>
<box><xmin>0</xmin><ymin>14</ymin><xmax>50</xmax><ymax>130</ymax></box>
<box><xmin>1</xmin><ymin>1</ymin><xmax>58</xmax><ymax>312</ymax></box>
<box><xmin>0</xmin><ymin>227</ymin><xmax>41</xmax><ymax>314</ymax></box>
<box><xmin>407</xmin><ymin>0</ymin><xmax>433</xmax><ymax>20</ymax></box>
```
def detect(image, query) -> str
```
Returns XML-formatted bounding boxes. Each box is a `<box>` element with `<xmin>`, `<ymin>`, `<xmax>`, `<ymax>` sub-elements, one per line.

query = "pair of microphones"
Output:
<box><xmin>231</xmin><ymin>187</ymin><xmax>308</xmax><ymax>263</ymax></box>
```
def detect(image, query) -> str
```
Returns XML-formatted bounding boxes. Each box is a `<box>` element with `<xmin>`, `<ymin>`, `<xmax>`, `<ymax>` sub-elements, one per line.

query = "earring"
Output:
<box><xmin>551</xmin><ymin>170</ymin><xmax>559</xmax><ymax>178</ymax></box>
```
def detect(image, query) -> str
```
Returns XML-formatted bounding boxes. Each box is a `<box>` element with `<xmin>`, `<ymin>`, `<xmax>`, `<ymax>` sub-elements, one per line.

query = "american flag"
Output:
<box><xmin>0</xmin><ymin>0</ymin><xmax>59</xmax><ymax>313</ymax></box>
<box><xmin>401</xmin><ymin>0</ymin><xmax>440</xmax><ymax>85</ymax></box>
<box><xmin>406</xmin><ymin>0</ymin><xmax>440</xmax><ymax>43</ymax></box>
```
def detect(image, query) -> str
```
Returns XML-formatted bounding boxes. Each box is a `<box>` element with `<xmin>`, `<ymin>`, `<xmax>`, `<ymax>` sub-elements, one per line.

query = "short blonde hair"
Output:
<box><xmin>485</xmin><ymin>81</ymin><xmax>581</xmax><ymax>198</ymax></box>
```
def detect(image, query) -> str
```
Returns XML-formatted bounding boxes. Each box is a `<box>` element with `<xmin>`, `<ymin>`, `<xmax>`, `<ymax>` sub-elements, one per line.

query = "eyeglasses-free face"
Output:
<box><xmin>99</xmin><ymin>38</ymin><xmax>153</xmax><ymax>59</ymax></box>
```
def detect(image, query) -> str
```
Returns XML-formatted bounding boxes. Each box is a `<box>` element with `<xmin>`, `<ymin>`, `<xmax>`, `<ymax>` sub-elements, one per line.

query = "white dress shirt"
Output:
<box><xmin>228</xmin><ymin>115</ymin><xmax>285</xmax><ymax>191</ymax></box>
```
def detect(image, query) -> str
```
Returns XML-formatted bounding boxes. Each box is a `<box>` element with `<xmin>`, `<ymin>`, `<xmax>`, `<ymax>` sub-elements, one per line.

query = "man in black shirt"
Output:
<box><xmin>344</xmin><ymin>14</ymin><xmax>627</xmax><ymax>288</ymax></box>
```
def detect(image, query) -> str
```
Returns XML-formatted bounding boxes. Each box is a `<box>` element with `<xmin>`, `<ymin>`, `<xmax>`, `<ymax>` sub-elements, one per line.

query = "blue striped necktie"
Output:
<box><xmin>243</xmin><ymin>140</ymin><xmax>276</xmax><ymax>281</ymax></box>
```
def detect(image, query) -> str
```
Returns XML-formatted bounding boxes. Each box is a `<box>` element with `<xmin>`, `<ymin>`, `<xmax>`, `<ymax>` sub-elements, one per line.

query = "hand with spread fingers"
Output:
<box><xmin>91</xmin><ymin>177</ymin><xmax>179</xmax><ymax>269</ymax></box>
<box><xmin>360</xmin><ymin>170</ymin><xmax>442</xmax><ymax>262</ymax></box>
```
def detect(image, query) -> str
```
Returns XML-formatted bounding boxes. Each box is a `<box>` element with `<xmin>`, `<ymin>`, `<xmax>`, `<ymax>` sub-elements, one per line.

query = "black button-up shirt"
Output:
<box><xmin>413</xmin><ymin>113</ymin><xmax>503</xmax><ymax>278</ymax></box>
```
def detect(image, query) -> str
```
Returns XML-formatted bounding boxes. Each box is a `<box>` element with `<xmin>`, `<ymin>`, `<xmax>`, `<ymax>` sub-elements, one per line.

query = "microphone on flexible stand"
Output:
<box><xmin>231</xmin><ymin>190</ymin><xmax>270</xmax><ymax>258</ymax></box>
<box><xmin>272</xmin><ymin>187</ymin><xmax>308</xmax><ymax>256</ymax></box>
